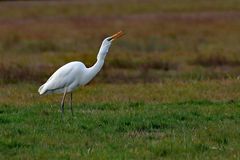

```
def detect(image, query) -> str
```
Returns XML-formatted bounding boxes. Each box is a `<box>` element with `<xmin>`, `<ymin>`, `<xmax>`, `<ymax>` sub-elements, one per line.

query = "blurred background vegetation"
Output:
<box><xmin>0</xmin><ymin>0</ymin><xmax>240</xmax><ymax>85</ymax></box>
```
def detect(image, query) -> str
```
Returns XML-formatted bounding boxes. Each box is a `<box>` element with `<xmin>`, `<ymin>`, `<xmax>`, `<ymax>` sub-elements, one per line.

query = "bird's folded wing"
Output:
<box><xmin>43</xmin><ymin>65</ymin><xmax>75</xmax><ymax>92</ymax></box>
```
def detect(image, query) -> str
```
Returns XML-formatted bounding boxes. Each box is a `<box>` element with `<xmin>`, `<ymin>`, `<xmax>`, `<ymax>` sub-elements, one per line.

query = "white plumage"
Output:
<box><xmin>38</xmin><ymin>31</ymin><xmax>124</xmax><ymax>118</ymax></box>
<box><xmin>38</xmin><ymin>61</ymin><xmax>86</xmax><ymax>94</ymax></box>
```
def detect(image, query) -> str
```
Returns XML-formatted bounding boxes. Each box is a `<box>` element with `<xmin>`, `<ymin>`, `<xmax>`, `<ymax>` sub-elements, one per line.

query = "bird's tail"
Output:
<box><xmin>38</xmin><ymin>84</ymin><xmax>46</xmax><ymax>95</ymax></box>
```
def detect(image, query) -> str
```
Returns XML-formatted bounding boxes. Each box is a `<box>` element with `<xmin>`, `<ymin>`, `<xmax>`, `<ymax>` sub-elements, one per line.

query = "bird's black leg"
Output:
<box><xmin>70</xmin><ymin>92</ymin><xmax>74</xmax><ymax>116</ymax></box>
<box><xmin>60</xmin><ymin>89</ymin><xmax>67</xmax><ymax>120</ymax></box>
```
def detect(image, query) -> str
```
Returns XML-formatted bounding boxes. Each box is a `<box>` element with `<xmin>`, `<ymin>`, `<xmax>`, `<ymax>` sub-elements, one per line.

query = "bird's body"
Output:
<box><xmin>38</xmin><ymin>31</ymin><xmax>124</xmax><ymax>118</ymax></box>
<box><xmin>38</xmin><ymin>60</ymin><xmax>103</xmax><ymax>94</ymax></box>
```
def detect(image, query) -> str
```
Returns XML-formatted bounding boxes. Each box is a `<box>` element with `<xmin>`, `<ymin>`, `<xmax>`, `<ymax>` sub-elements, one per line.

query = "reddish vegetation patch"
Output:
<box><xmin>192</xmin><ymin>54</ymin><xmax>240</xmax><ymax>67</ymax></box>
<box><xmin>0</xmin><ymin>63</ymin><xmax>53</xmax><ymax>83</ymax></box>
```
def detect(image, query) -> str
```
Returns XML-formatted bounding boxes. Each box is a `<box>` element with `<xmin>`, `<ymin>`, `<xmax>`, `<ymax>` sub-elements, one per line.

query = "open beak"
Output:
<box><xmin>109</xmin><ymin>31</ymin><xmax>124</xmax><ymax>41</ymax></box>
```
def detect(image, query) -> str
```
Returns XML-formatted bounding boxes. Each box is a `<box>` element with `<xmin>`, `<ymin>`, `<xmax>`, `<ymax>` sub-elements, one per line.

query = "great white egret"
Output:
<box><xmin>38</xmin><ymin>31</ymin><xmax>124</xmax><ymax>118</ymax></box>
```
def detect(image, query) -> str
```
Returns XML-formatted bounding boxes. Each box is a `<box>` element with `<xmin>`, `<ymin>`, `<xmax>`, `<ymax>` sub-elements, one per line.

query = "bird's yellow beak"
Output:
<box><xmin>109</xmin><ymin>31</ymin><xmax>124</xmax><ymax>41</ymax></box>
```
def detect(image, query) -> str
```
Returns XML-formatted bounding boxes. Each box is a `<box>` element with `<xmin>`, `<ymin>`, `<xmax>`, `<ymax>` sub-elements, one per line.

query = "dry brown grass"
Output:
<box><xmin>192</xmin><ymin>54</ymin><xmax>240</xmax><ymax>67</ymax></box>
<box><xmin>0</xmin><ymin>1</ymin><xmax>240</xmax><ymax>84</ymax></box>
<box><xmin>1</xmin><ymin>79</ymin><xmax>240</xmax><ymax>106</ymax></box>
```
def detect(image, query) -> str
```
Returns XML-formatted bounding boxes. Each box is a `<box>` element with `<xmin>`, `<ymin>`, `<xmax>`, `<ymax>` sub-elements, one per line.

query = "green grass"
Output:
<box><xmin>1</xmin><ymin>100</ymin><xmax>240</xmax><ymax>159</ymax></box>
<box><xmin>1</xmin><ymin>81</ymin><xmax>240</xmax><ymax>159</ymax></box>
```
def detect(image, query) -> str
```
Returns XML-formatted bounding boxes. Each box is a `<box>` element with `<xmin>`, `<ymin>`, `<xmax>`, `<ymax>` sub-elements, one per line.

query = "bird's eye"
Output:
<box><xmin>107</xmin><ymin>38</ymin><xmax>112</xmax><ymax>41</ymax></box>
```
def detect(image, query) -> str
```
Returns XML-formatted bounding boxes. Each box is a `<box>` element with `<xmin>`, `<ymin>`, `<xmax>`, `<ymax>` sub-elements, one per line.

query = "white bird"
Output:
<box><xmin>38</xmin><ymin>31</ymin><xmax>124</xmax><ymax>118</ymax></box>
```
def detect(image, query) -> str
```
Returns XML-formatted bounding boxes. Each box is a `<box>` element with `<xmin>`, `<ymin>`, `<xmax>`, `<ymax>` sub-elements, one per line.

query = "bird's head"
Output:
<box><xmin>97</xmin><ymin>31</ymin><xmax>124</xmax><ymax>60</ymax></box>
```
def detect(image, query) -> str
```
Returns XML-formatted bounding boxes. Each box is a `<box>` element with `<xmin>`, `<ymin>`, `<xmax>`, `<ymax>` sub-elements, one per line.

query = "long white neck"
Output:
<box><xmin>85</xmin><ymin>40</ymin><xmax>111</xmax><ymax>83</ymax></box>
<box><xmin>87</xmin><ymin>58</ymin><xmax>104</xmax><ymax>77</ymax></box>
<box><xmin>85</xmin><ymin>48</ymin><xmax>107</xmax><ymax>82</ymax></box>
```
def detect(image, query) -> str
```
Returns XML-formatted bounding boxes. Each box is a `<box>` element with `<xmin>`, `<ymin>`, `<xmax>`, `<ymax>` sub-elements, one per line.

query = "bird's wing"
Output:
<box><xmin>42</xmin><ymin>63</ymin><xmax>77</xmax><ymax>92</ymax></box>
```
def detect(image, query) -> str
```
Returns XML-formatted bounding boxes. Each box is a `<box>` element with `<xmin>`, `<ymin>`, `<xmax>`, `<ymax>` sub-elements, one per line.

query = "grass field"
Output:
<box><xmin>1</xmin><ymin>100</ymin><xmax>240</xmax><ymax>159</ymax></box>
<box><xmin>1</xmin><ymin>0</ymin><xmax>240</xmax><ymax>159</ymax></box>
